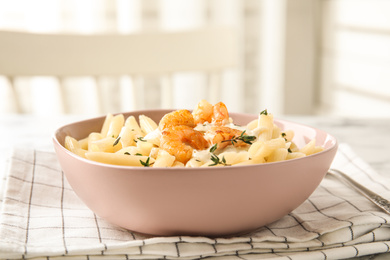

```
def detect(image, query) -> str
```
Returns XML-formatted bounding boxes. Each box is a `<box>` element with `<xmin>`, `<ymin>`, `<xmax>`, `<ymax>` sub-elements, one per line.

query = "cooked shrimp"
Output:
<box><xmin>206</xmin><ymin>126</ymin><xmax>251</xmax><ymax>150</ymax></box>
<box><xmin>192</xmin><ymin>100</ymin><xmax>229</xmax><ymax>126</ymax></box>
<box><xmin>212</xmin><ymin>102</ymin><xmax>229</xmax><ymax>125</ymax></box>
<box><xmin>160</xmin><ymin>125</ymin><xmax>209</xmax><ymax>164</ymax></box>
<box><xmin>159</xmin><ymin>109</ymin><xmax>195</xmax><ymax>130</ymax></box>
<box><xmin>192</xmin><ymin>99</ymin><xmax>213</xmax><ymax>125</ymax></box>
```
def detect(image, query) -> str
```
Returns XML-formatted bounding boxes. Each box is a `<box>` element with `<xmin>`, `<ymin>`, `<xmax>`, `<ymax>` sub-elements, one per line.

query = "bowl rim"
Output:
<box><xmin>52</xmin><ymin>109</ymin><xmax>338</xmax><ymax>172</ymax></box>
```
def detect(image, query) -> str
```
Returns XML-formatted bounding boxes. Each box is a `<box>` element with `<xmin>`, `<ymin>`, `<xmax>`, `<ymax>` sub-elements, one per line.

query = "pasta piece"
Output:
<box><xmin>201</xmin><ymin>160</ymin><xmax>224</xmax><ymax>167</ymax></box>
<box><xmin>149</xmin><ymin>147</ymin><xmax>160</xmax><ymax>159</ymax></box>
<box><xmin>282</xmin><ymin>130</ymin><xmax>294</xmax><ymax>142</ymax></box>
<box><xmin>65</xmin><ymin>136</ymin><xmax>79</xmax><ymax>151</ymax></box>
<box><xmin>248</xmin><ymin>141</ymin><xmax>263</xmax><ymax>159</ymax></box>
<box><xmin>65</xmin><ymin>136</ymin><xmax>87</xmax><ymax>158</ymax></box>
<box><xmin>153</xmin><ymin>150</ymin><xmax>175</xmax><ymax>167</ymax></box>
<box><xmin>249</xmin><ymin>143</ymin><xmax>272</xmax><ymax>162</ymax></box>
<box><xmin>186</xmin><ymin>158</ymin><xmax>205</xmax><ymax>168</ymax></box>
<box><xmin>106</xmin><ymin>114</ymin><xmax>125</xmax><ymax>138</ymax></box>
<box><xmin>249</xmin><ymin>137</ymin><xmax>286</xmax><ymax>160</ymax></box>
<box><xmin>218</xmin><ymin>151</ymin><xmax>249</xmax><ymax>165</ymax></box>
<box><xmin>116</xmin><ymin>146</ymin><xmax>142</xmax><ymax>156</ymax></box>
<box><xmin>265</xmin><ymin>137</ymin><xmax>287</xmax><ymax>150</ymax></box>
<box><xmin>313</xmin><ymin>146</ymin><xmax>324</xmax><ymax>154</ymax></box>
<box><xmin>118</xmin><ymin>125</ymin><xmax>138</xmax><ymax>147</ymax></box>
<box><xmin>257</xmin><ymin>111</ymin><xmax>273</xmax><ymax>142</ymax></box>
<box><xmin>124</xmin><ymin>116</ymin><xmax>143</xmax><ymax>136</ymax></box>
<box><xmin>78</xmin><ymin>137</ymin><xmax>89</xmax><ymax>150</ymax></box>
<box><xmin>85</xmin><ymin>152</ymin><xmax>154</xmax><ymax>167</ymax></box>
<box><xmin>235</xmin><ymin>159</ymin><xmax>264</xmax><ymax>165</ymax></box>
<box><xmin>88</xmin><ymin>132</ymin><xmax>103</xmax><ymax>152</ymax></box>
<box><xmin>100</xmin><ymin>113</ymin><xmax>113</xmax><ymax>137</ymax></box>
<box><xmin>136</xmin><ymin>139</ymin><xmax>154</xmax><ymax>156</ymax></box>
<box><xmin>267</xmin><ymin>148</ymin><xmax>288</xmax><ymax>162</ymax></box>
<box><xmin>272</xmin><ymin>124</ymin><xmax>281</xmax><ymax>139</ymax></box>
<box><xmin>89</xmin><ymin>137</ymin><xmax>122</xmax><ymax>153</ymax></box>
<box><xmin>289</xmin><ymin>142</ymin><xmax>299</xmax><ymax>152</ymax></box>
<box><xmin>172</xmin><ymin>161</ymin><xmax>185</xmax><ymax>167</ymax></box>
<box><xmin>300</xmin><ymin>139</ymin><xmax>316</xmax><ymax>156</ymax></box>
<box><xmin>286</xmin><ymin>152</ymin><xmax>306</xmax><ymax>160</ymax></box>
<box><xmin>246</xmin><ymin>119</ymin><xmax>258</xmax><ymax>130</ymax></box>
<box><xmin>143</xmin><ymin>129</ymin><xmax>161</xmax><ymax>147</ymax></box>
<box><xmin>139</xmin><ymin>115</ymin><xmax>158</xmax><ymax>135</ymax></box>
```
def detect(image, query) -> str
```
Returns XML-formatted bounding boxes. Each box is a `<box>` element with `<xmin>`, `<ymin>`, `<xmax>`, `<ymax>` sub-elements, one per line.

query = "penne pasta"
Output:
<box><xmin>139</xmin><ymin>115</ymin><xmax>158</xmax><ymax>135</ymax></box>
<box><xmin>286</xmin><ymin>152</ymin><xmax>306</xmax><ymax>160</ymax></box>
<box><xmin>78</xmin><ymin>137</ymin><xmax>89</xmax><ymax>150</ymax></box>
<box><xmin>246</xmin><ymin>119</ymin><xmax>258</xmax><ymax>130</ymax></box>
<box><xmin>88</xmin><ymin>132</ymin><xmax>103</xmax><ymax>152</ymax></box>
<box><xmin>64</xmin><ymin>101</ymin><xmax>324</xmax><ymax>167</ymax></box>
<box><xmin>89</xmin><ymin>136</ymin><xmax>122</xmax><ymax>153</ymax></box>
<box><xmin>267</xmin><ymin>148</ymin><xmax>288</xmax><ymax>162</ymax></box>
<box><xmin>257</xmin><ymin>111</ymin><xmax>274</xmax><ymax>142</ymax></box>
<box><xmin>136</xmin><ymin>139</ymin><xmax>154</xmax><ymax>156</ymax></box>
<box><xmin>153</xmin><ymin>150</ymin><xmax>176</xmax><ymax>167</ymax></box>
<box><xmin>85</xmin><ymin>152</ymin><xmax>154</xmax><ymax>167</ymax></box>
<box><xmin>118</xmin><ymin>125</ymin><xmax>138</xmax><ymax>147</ymax></box>
<box><xmin>65</xmin><ymin>136</ymin><xmax>87</xmax><ymax>158</ymax></box>
<box><xmin>124</xmin><ymin>116</ymin><xmax>143</xmax><ymax>136</ymax></box>
<box><xmin>106</xmin><ymin>114</ymin><xmax>125</xmax><ymax>138</ymax></box>
<box><xmin>100</xmin><ymin>113</ymin><xmax>113</xmax><ymax>137</ymax></box>
<box><xmin>300</xmin><ymin>139</ymin><xmax>316</xmax><ymax>156</ymax></box>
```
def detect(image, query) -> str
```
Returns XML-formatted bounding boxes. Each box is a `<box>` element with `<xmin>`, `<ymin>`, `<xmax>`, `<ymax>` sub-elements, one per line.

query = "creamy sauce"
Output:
<box><xmin>146</xmin><ymin>119</ymin><xmax>259</xmax><ymax>166</ymax></box>
<box><xmin>192</xmin><ymin>120</ymin><xmax>256</xmax><ymax>163</ymax></box>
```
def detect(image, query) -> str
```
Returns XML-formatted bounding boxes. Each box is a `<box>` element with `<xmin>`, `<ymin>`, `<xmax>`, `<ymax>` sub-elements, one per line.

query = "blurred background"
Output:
<box><xmin>0</xmin><ymin>0</ymin><xmax>389</xmax><ymax>118</ymax></box>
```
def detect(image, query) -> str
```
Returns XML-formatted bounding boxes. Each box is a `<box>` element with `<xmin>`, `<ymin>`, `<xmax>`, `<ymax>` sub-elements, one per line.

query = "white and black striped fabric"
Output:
<box><xmin>0</xmin><ymin>144</ymin><xmax>389</xmax><ymax>260</ymax></box>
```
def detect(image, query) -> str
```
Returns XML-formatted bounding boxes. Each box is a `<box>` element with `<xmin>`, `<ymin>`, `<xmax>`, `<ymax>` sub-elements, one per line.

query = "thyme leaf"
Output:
<box><xmin>221</xmin><ymin>130</ymin><xmax>256</xmax><ymax>145</ymax></box>
<box><xmin>113</xmin><ymin>137</ymin><xmax>121</xmax><ymax>146</ymax></box>
<box><xmin>209</xmin><ymin>154</ymin><xmax>229</xmax><ymax>166</ymax></box>
<box><xmin>260</xmin><ymin>109</ymin><xmax>268</xmax><ymax>115</ymax></box>
<box><xmin>140</xmin><ymin>157</ymin><xmax>152</xmax><ymax>167</ymax></box>
<box><xmin>137</xmin><ymin>137</ymin><xmax>146</xmax><ymax>142</ymax></box>
<box><xmin>209</xmin><ymin>143</ymin><xmax>218</xmax><ymax>153</ymax></box>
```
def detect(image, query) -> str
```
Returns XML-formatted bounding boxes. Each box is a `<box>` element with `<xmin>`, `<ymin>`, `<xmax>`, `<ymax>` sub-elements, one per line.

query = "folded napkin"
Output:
<box><xmin>0</xmin><ymin>144</ymin><xmax>389</xmax><ymax>260</ymax></box>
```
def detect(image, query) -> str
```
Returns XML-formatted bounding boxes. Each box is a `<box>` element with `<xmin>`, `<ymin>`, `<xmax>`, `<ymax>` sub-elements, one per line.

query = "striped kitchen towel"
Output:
<box><xmin>0</xmin><ymin>143</ymin><xmax>389</xmax><ymax>260</ymax></box>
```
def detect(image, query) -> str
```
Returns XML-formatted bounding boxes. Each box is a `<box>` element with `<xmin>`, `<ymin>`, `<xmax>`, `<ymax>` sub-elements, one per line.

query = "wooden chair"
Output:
<box><xmin>0</xmin><ymin>27</ymin><xmax>238</xmax><ymax>114</ymax></box>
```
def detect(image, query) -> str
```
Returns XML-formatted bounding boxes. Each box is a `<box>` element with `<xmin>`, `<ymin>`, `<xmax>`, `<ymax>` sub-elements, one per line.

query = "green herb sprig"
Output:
<box><xmin>209</xmin><ymin>143</ymin><xmax>218</xmax><ymax>153</ymax></box>
<box><xmin>140</xmin><ymin>157</ymin><xmax>152</xmax><ymax>167</ymax></box>
<box><xmin>113</xmin><ymin>136</ymin><xmax>121</xmax><ymax>146</ymax></box>
<box><xmin>221</xmin><ymin>130</ymin><xmax>256</xmax><ymax>145</ymax></box>
<box><xmin>209</xmin><ymin>153</ymin><xmax>229</xmax><ymax>166</ymax></box>
<box><xmin>134</xmin><ymin>137</ymin><xmax>146</xmax><ymax>143</ymax></box>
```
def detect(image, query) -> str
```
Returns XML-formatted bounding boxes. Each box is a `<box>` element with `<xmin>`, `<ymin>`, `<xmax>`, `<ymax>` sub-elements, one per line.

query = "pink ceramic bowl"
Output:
<box><xmin>53</xmin><ymin>110</ymin><xmax>338</xmax><ymax>237</ymax></box>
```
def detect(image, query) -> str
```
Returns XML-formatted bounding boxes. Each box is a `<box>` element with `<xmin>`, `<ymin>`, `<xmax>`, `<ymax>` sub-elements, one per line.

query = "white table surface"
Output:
<box><xmin>1</xmin><ymin>114</ymin><xmax>389</xmax><ymax>259</ymax></box>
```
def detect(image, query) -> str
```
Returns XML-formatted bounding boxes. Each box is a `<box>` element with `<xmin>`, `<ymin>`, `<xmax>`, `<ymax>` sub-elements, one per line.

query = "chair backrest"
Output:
<box><xmin>0</xmin><ymin>27</ymin><xmax>238</xmax><ymax>76</ymax></box>
<box><xmin>0</xmin><ymin>27</ymin><xmax>238</xmax><ymax>114</ymax></box>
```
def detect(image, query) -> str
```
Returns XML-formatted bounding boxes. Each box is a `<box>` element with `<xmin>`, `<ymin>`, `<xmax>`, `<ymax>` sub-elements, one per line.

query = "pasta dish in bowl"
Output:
<box><xmin>53</xmin><ymin>100</ymin><xmax>338</xmax><ymax>236</ymax></box>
